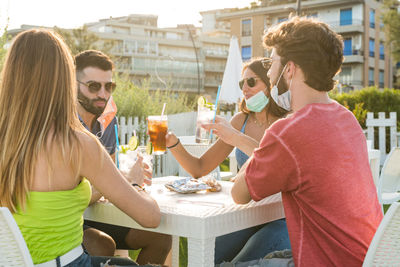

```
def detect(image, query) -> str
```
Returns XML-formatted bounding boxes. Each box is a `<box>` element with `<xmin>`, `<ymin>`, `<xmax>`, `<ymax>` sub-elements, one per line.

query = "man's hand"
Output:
<box><xmin>126</xmin><ymin>154</ymin><xmax>153</xmax><ymax>186</ymax></box>
<box><xmin>202</xmin><ymin>116</ymin><xmax>241</xmax><ymax>147</ymax></box>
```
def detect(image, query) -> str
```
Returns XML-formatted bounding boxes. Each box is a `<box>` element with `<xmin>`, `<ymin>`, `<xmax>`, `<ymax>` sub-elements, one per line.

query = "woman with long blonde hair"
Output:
<box><xmin>0</xmin><ymin>29</ymin><xmax>160</xmax><ymax>266</ymax></box>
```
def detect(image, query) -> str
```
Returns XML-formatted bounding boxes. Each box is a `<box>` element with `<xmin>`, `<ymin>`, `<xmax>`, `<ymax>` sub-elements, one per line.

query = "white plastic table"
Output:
<box><xmin>84</xmin><ymin>176</ymin><xmax>284</xmax><ymax>267</ymax></box>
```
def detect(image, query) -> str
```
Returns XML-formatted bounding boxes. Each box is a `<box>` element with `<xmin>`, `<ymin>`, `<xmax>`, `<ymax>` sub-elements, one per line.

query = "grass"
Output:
<box><xmin>127</xmin><ymin>239</ymin><xmax>188</xmax><ymax>267</ymax></box>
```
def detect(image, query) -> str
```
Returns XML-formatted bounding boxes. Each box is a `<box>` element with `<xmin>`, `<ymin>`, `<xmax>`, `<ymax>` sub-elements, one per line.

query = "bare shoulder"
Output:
<box><xmin>230</xmin><ymin>112</ymin><xmax>249</xmax><ymax>130</ymax></box>
<box><xmin>75</xmin><ymin>130</ymin><xmax>103</xmax><ymax>156</ymax></box>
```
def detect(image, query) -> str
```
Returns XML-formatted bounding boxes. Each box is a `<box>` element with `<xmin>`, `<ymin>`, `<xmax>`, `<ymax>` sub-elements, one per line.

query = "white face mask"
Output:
<box><xmin>270</xmin><ymin>64</ymin><xmax>293</xmax><ymax>111</ymax></box>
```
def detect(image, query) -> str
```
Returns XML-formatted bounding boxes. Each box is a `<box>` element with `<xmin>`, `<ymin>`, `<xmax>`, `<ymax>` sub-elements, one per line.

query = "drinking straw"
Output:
<box><xmin>114</xmin><ymin>124</ymin><xmax>120</xmax><ymax>169</ymax></box>
<box><xmin>133</xmin><ymin>129</ymin><xmax>137</xmax><ymax>137</ymax></box>
<box><xmin>161</xmin><ymin>102</ymin><xmax>166</xmax><ymax>117</ymax></box>
<box><xmin>209</xmin><ymin>85</ymin><xmax>221</xmax><ymax>141</ymax></box>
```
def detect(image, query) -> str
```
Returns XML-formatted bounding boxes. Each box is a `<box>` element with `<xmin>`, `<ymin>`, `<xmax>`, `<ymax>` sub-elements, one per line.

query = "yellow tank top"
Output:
<box><xmin>13</xmin><ymin>178</ymin><xmax>91</xmax><ymax>264</ymax></box>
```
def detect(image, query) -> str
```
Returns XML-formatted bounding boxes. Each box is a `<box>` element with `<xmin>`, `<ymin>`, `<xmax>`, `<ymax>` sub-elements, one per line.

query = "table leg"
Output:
<box><xmin>187</xmin><ymin>237</ymin><xmax>215</xmax><ymax>267</ymax></box>
<box><xmin>171</xmin><ymin>235</ymin><xmax>179</xmax><ymax>267</ymax></box>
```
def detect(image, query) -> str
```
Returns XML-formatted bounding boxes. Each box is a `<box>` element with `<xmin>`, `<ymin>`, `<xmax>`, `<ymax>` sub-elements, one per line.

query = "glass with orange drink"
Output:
<box><xmin>147</xmin><ymin>115</ymin><xmax>168</xmax><ymax>155</ymax></box>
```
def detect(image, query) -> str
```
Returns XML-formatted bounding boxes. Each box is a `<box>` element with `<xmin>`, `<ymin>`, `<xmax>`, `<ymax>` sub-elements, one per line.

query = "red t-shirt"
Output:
<box><xmin>245</xmin><ymin>102</ymin><xmax>383</xmax><ymax>267</ymax></box>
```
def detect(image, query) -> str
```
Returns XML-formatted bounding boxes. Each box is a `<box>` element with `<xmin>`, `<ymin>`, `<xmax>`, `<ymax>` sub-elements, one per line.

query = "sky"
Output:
<box><xmin>0</xmin><ymin>0</ymin><xmax>252</xmax><ymax>31</ymax></box>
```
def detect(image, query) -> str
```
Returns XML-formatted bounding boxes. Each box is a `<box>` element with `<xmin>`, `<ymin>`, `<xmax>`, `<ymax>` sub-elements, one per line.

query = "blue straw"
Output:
<box><xmin>114</xmin><ymin>124</ymin><xmax>120</xmax><ymax>169</ymax></box>
<box><xmin>209</xmin><ymin>85</ymin><xmax>221</xmax><ymax>141</ymax></box>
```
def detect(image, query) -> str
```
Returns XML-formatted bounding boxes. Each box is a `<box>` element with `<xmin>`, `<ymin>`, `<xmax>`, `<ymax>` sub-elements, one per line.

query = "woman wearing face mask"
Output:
<box><xmin>165</xmin><ymin>58</ymin><xmax>290</xmax><ymax>264</ymax></box>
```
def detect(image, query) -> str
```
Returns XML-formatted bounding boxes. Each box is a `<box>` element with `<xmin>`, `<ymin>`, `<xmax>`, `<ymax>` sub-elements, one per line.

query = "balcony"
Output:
<box><xmin>203</xmin><ymin>49</ymin><xmax>228</xmax><ymax>58</ymax></box>
<box><xmin>204</xmin><ymin>64</ymin><xmax>225</xmax><ymax>72</ymax></box>
<box><xmin>327</xmin><ymin>19</ymin><xmax>364</xmax><ymax>33</ymax></box>
<box><xmin>343</xmin><ymin>50</ymin><xmax>364</xmax><ymax>63</ymax></box>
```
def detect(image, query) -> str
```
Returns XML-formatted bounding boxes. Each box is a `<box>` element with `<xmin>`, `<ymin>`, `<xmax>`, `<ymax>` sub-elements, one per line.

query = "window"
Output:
<box><xmin>370</xmin><ymin>9</ymin><xmax>375</xmax><ymax>28</ymax></box>
<box><xmin>343</xmin><ymin>38</ymin><xmax>352</xmax><ymax>56</ymax></box>
<box><xmin>340</xmin><ymin>8</ymin><xmax>352</xmax><ymax>26</ymax></box>
<box><xmin>242</xmin><ymin>19</ymin><xmax>251</xmax><ymax>36</ymax></box>
<box><xmin>369</xmin><ymin>39</ymin><xmax>375</xmax><ymax>57</ymax></box>
<box><xmin>339</xmin><ymin>66</ymin><xmax>352</xmax><ymax>84</ymax></box>
<box><xmin>379</xmin><ymin>70</ymin><xmax>384</xmax><ymax>88</ymax></box>
<box><xmin>241</xmin><ymin>46</ymin><xmax>252</xmax><ymax>61</ymax></box>
<box><xmin>379</xmin><ymin>42</ymin><xmax>385</xmax><ymax>60</ymax></box>
<box><xmin>369</xmin><ymin>68</ymin><xmax>375</xmax><ymax>86</ymax></box>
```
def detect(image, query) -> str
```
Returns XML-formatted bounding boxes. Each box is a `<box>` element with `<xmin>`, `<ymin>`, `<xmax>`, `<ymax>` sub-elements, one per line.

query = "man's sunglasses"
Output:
<box><xmin>77</xmin><ymin>80</ymin><xmax>116</xmax><ymax>93</ymax></box>
<box><xmin>239</xmin><ymin>77</ymin><xmax>260</xmax><ymax>90</ymax></box>
<box><xmin>261</xmin><ymin>58</ymin><xmax>273</xmax><ymax>69</ymax></box>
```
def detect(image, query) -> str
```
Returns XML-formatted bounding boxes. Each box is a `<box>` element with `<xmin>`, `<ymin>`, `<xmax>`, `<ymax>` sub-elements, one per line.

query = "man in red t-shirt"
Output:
<box><xmin>231</xmin><ymin>17</ymin><xmax>383</xmax><ymax>267</ymax></box>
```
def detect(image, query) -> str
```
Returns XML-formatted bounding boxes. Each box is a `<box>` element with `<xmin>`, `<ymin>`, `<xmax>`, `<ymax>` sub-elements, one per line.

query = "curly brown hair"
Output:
<box><xmin>263</xmin><ymin>16</ymin><xmax>344</xmax><ymax>92</ymax></box>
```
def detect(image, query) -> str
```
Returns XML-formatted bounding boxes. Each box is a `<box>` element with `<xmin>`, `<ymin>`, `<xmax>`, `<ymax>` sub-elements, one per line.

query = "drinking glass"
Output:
<box><xmin>195</xmin><ymin>104</ymin><xmax>215</xmax><ymax>144</ymax></box>
<box><xmin>147</xmin><ymin>115</ymin><xmax>168</xmax><ymax>155</ymax></box>
<box><xmin>137</xmin><ymin>146</ymin><xmax>153</xmax><ymax>191</ymax></box>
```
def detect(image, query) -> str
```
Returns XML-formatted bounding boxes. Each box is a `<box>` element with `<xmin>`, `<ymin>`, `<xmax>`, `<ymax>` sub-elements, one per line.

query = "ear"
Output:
<box><xmin>285</xmin><ymin>61</ymin><xmax>296</xmax><ymax>79</ymax></box>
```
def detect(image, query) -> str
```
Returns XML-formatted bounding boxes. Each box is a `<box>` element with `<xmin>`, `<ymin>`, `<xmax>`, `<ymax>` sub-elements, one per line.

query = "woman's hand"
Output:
<box><xmin>202</xmin><ymin>116</ymin><xmax>241</xmax><ymax>147</ymax></box>
<box><xmin>166</xmin><ymin>131</ymin><xmax>179</xmax><ymax>147</ymax></box>
<box><xmin>125</xmin><ymin>154</ymin><xmax>153</xmax><ymax>186</ymax></box>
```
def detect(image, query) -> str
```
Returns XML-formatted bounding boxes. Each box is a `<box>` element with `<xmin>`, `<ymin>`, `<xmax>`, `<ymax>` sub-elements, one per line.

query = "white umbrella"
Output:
<box><xmin>219</xmin><ymin>36</ymin><xmax>243</xmax><ymax>104</ymax></box>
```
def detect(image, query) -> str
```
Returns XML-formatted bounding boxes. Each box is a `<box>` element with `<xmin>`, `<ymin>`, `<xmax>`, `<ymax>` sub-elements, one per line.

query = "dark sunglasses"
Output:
<box><xmin>239</xmin><ymin>77</ymin><xmax>260</xmax><ymax>90</ymax></box>
<box><xmin>77</xmin><ymin>80</ymin><xmax>116</xmax><ymax>93</ymax></box>
<box><xmin>261</xmin><ymin>58</ymin><xmax>273</xmax><ymax>69</ymax></box>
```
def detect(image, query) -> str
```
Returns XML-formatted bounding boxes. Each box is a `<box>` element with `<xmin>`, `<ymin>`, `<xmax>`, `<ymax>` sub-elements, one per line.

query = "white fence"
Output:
<box><xmin>117</xmin><ymin>111</ymin><xmax>233</xmax><ymax>177</ymax></box>
<box><xmin>366</xmin><ymin>112</ymin><xmax>400</xmax><ymax>165</ymax></box>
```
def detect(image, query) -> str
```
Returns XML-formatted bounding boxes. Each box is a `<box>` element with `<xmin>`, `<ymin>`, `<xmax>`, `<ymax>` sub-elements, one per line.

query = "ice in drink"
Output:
<box><xmin>148</xmin><ymin>115</ymin><xmax>168</xmax><ymax>155</ymax></box>
<box><xmin>195</xmin><ymin>104</ymin><xmax>215</xmax><ymax>144</ymax></box>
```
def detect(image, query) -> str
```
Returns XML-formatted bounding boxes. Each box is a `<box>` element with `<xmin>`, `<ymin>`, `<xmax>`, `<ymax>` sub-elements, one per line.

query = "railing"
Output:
<box><xmin>326</xmin><ymin>19</ymin><xmax>363</xmax><ymax>27</ymax></box>
<box><xmin>344</xmin><ymin>49</ymin><xmax>363</xmax><ymax>56</ymax></box>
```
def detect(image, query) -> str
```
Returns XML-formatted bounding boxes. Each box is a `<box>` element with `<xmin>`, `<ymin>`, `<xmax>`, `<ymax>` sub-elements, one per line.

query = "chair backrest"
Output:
<box><xmin>366</xmin><ymin>112</ymin><xmax>398</xmax><ymax>165</ymax></box>
<box><xmin>178</xmin><ymin>143</ymin><xmax>221</xmax><ymax>180</ymax></box>
<box><xmin>363</xmin><ymin>202</ymin><xmax>400</xmax><ymax>266</ymax></box>
<box><xmin>378</xmin><ymin>147</ymin><xmax>400</xmax><ymax>197</ymax></box>
<box><xmin>0</xmin><ymin>207</ymin><xmax>34</xmax><ymax>267</ymax></box>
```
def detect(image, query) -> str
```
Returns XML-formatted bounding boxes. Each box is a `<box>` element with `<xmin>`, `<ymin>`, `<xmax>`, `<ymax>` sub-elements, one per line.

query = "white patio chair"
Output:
<box><xmin>363</xmin><ymin>202</ymin><xmax>400</xmax><ymax>266</ymax></box>
<box><xmin>377</xmin><ymin>147</ymin><xmax>400</xmax><ymax>206</ymax></box>
<box><xmin>0</xmin><ymin>207</ymin><xmax>34</xmax><ymax>267</ymax></box>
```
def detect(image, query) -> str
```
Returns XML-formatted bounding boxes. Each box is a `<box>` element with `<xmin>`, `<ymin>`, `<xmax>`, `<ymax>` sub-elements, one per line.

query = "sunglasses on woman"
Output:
<box><xmin>77</xmin><ymin>80</ymin><xmax>117</xmax><ymax>93</ymax></box>
<box><xmin>239</xmin><ymin>77</ymin><xmax>260</xmax><ymax>90</ymax></box>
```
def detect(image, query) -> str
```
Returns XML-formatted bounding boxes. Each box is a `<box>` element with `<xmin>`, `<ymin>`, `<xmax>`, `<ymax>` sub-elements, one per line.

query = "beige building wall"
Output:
<box><xmin>230</xmin><ymin>18</ymin><xmax>241</xmax><ymax>42</ymax></box>
<box><xmin>363</xmin><ymin>3</ymin><xmax>370</xmax><ymax>88</ymax></box>
<box><xmin>217</xmin><ymin>0</ymin><xmax>392</xmax><ymax>90</ymax></box>
<box><xmin>252</xmin><ymin>15</ymin><xmax>266</xmax><ymax>58</ymax></box>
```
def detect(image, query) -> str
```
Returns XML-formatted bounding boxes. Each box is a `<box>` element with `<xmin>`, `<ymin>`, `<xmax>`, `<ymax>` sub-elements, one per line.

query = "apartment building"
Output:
<box><xmin>84</xmin><ymin>14</ymin><xmax>230</xmax><ymax>97</ymax></box>
<box><xmin>7</xmin><ymin>15</ymin><xmax>230</xmax><ymax>97</ymax></box>
<box><xmin>210</xmin><ymin>0</ymin><xmax>393</xmax><ymax>91</ymax></box>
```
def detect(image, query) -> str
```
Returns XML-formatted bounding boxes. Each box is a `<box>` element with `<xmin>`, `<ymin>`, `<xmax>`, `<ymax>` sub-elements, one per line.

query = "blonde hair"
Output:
<box><xmin>0</xmin><ymin>29</ymin><xmax>94</xmax><ymax>212</ymax></box>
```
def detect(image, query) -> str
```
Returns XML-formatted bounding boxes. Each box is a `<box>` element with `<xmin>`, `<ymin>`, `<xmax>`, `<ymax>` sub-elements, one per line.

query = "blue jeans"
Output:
<box><xmin>215</xmin><ymin>218</ymin><xmax>291</xmax><ymax>264</ymax></box>
<box><xmin>63</xmin><ymin>251</ymin><xmax>150</xmax><ymax>267</ymax></box>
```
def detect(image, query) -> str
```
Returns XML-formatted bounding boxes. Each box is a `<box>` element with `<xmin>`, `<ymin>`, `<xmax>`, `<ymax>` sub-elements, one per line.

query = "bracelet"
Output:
<box><xmin>131</xmin><ymin>183</ymin><xmax>145</xmax><ymax>192</ymax></box>
<box><xmin>167</xmin><ymin>138</ymin><xmax>180</xmax><ymax>149</ymax></box>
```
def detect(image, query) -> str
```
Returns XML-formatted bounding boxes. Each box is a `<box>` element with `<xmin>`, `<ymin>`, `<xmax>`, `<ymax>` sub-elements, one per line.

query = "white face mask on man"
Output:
<box><xmin>270</xmin><ymin>64</ymin><xmax>293</xmax><ymax>112</ymax></box>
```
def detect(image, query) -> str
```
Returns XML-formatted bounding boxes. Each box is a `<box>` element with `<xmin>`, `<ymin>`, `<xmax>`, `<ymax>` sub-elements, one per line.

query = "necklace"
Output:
<box><xmin>253</xmin><ymin>114</ymin><xmax>269</xmax><ymax>127</ymax></box>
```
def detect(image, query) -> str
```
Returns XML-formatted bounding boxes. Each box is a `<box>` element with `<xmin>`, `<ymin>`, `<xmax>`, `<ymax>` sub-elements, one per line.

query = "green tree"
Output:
<box><xmin>54</xmin><ymin>25</ymin><xmax>100</xmax><ymax>55</ymax></box>
<box><xmin>0</xmin><ymin>19</ymin><xmax>10</xmax><ymax>70</ymax></box>
<box><xmin>54</xmin><ymin>25</ymin><xmax>116</xmax><ymax>57</ymax></box>
<box><xmin>382</xmin><ymin>0</ymin><xmax>400</xmax><ymax>87</ymax></box>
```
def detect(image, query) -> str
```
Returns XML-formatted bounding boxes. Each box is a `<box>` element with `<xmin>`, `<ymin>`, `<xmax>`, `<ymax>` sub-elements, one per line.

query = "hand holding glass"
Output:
<box><xmin>148</xmin><ymin>115</ymin><xmax>168</xmax><ymax>155</ymax></box>
<box><xmin>196</xmin><ymin>104</ymin><xmax>215</xmax><ymax>144</ymax></box>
